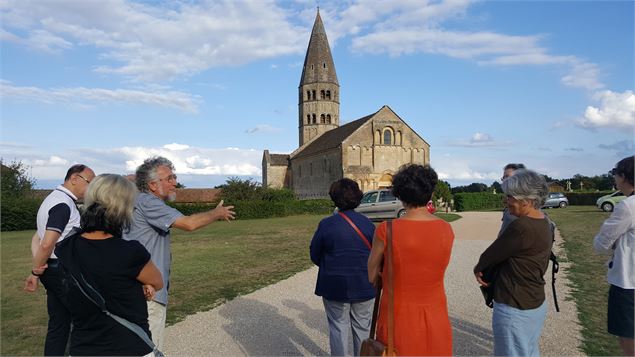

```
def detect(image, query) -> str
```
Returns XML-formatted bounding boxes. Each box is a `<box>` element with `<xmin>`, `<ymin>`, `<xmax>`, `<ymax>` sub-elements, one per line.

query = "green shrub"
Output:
<box><xmin>565</xmin><ymin>191</ymin><xmax>613</xmax><ymax>206</ymax></box>
<box><xmin>454</xmin><ymin>192</ymin><xmax>504</xmax><ymax>212</ymax></box>
<box><xmin>167</xmin><ymin>199</ymin><xmax>333</xmax><ymax>220</ymax></box>
<box><xmin>1</xmin><ymin>196</ymin><xmax>41</xmax><ymax>231</ymax></box>
<box><xmin>261</xmin><ymin>188</ymin><xmax>296</xmax><ymax>202</ymax></box>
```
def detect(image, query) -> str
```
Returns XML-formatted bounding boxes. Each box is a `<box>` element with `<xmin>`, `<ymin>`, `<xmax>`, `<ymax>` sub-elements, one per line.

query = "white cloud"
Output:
<box><xmin>447</xmin><ymin>132</ymin><xmax>510</xmax><ymax>147</ymax></box>
<box><xmin>435</xmin><ymin>159</ymin><xmax>500</xmax><ymax>182</ymax></box>
<box><xmin>470</xmin><ymin>132</ymin><xmax>492</xmax><ymax>143</ymax></box>
<box><xmin>33</xmin><ymin>155</ymin><xmax>68</xmax><ymax>166</ymax></box>
<box><xmin>7</xmin><ymin>144</ymin><xmax>263</xmax><ymax>184</ymax></box>
<box><xmin>163</xmin><ymin>143</ymin><xmax>190</xmax><ymax>151</ymax></box>
<box><xmin>245</xmin><ymin>124</ymin><xmax>282</xmax><ymax>134</ymax></box>
<box><xmin>561</xmin><ymin>61</ymin><xmax>603</xmax><ymax>90</ymax></box>
<box><xmin>1</xmin><ymin>0</ymin><xmax>307</xmax><ymax>82</ymax></box>
<box><xmin>576</xmin><ymin>90</ymin><xmax>635</xmax><ymax>129</ymax></box>
<box><xmin>0</xmin><ymin>80</ymin><xmax>200</xmax><ymax>113</ymax></box>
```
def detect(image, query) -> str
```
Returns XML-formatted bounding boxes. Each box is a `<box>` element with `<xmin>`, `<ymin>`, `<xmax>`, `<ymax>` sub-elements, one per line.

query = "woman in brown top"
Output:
<box><xmin>474</xmin><ymin>169</ymin><xmax>552</xmax><ymax>356</ymax></box>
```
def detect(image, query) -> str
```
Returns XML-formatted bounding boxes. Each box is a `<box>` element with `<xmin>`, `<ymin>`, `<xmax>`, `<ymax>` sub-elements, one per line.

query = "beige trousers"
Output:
<box><xmin>147</xmin><ymin>300</ymin><xmax>167</xmax><ymax>350</ymax></box>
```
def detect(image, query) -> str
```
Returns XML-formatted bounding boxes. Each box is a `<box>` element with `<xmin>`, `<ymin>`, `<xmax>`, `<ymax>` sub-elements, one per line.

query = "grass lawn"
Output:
<box><xmin>546</xmin><ymin>205</ymin><xmax>621</xmax><ymax>356</ymax></box>
<box><xmin>1</xmin><ymin>212</ymin><xmax>459</xmax><ymax>355</ymax></box>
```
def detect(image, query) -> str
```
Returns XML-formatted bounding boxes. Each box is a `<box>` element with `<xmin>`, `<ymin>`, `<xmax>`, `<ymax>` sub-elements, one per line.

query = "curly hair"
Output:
<box><xmin>329</xmin><ymin>178</ymin><xmax>363</xmax><ymax>210</ymax></box>
<box><xmin>391</xmin><ymin>164</ymin><xmax>438</xmax><ymax>207</ymax></box>
<box><xmin>81</xmin><ymin>174</ymin><xmax>138</xmax><ymax>237</ymax></box>
<box><xmin>135</xmin><ymin>156</ymin><xmax>174</xmax><ymax>192</ymax></box>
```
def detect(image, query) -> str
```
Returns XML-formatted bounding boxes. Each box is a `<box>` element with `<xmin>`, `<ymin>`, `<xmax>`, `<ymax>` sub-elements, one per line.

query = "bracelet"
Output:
<box><xmin>31</xmin><ymin>270</ymin><xmax>44</xmax><ymax>277</ymax></box>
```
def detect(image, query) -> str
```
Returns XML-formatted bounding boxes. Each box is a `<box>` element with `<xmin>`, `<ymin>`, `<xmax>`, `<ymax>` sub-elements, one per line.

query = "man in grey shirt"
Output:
<box><xmin>125</xmin><ymin>156</ymin><xmax>235</xmax><ymax>349</ymax></box>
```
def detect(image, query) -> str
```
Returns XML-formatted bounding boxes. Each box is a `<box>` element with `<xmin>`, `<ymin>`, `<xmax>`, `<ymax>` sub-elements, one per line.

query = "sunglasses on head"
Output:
<box><xmin>609</xmin><ymin>168</ymin><xmax>618</xmax><ymax>176</ymax></box>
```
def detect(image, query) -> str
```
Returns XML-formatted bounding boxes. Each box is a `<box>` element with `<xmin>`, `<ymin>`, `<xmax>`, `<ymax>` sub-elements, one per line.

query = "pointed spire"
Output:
<box><xmin>300</xmin><ymin>9</ymin><xmax>338</xmax><ymax>86</ymax></box>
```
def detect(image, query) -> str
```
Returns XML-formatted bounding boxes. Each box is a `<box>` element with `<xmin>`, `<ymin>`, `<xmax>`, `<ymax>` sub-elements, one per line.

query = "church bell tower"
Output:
<box><xmin>298</xmin><ymin>9</ymin><xmax>340</xmax><ymax>147</ymax></box>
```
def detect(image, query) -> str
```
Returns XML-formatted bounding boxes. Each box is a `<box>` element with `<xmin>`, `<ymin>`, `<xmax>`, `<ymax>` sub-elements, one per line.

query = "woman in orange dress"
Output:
<box><xmin>368</xmin><ymin>164</ymin><xmax>454</xmax><ymax>356</ymax></box>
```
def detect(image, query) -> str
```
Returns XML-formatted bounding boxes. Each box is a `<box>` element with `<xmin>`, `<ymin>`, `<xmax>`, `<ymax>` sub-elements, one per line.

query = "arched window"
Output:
<box><xmin>323</xmin><ymin>62</ymin><xmax>326</xmax><ymax>68</ymax></box>
<box><xmin>320</xmin><ymin>114</ymin><xmax>325</xmax><ymax>123</ymax></box>
<box><xmin>306</xmin><ymin>90</ymin><xmax>311</xmax><ymax>100</ymax></box>
<box><xmin>306</xmin><ymin>115</ymin><xmax>310</xmax><ymax>124</ymax></box>
<box><xmin>326</xmin><ymin>114</ymin><xmax>331</xmax><ymax>124</ymax></box>
<box><xmin>320</xmin><ymin>90</ymin><xmax>325</xmax><ymax>100</ymax></box>
<box><xmin>326</xmin><ymin>90</ymin><xmax>331</xmax><ymax>100</ymax></box>
<box><xmin>312</xmin><ymin>90</ymin><xmax>316</xmax><ymax>100</ymax></box>
<box><xmin>383</xmin><ymin>129</ymin><xmax>393</xmax><ymax>145</ymax></box>
<box><xmin>312</xmin><ymin>114</ymin><xmax>316</xmax><ymax>124</ymax></box>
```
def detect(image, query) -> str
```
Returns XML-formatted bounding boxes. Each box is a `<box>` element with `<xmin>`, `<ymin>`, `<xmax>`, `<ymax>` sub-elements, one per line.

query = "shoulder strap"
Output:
<box><xmin>386</xmin><ymin>220</ymin><xmax>396</xmax><ymax>356</ymax></box>
<box><xmin>338</xmin><ymin>212</ymin><xmax>371</xmax><ymax>249</ymax></box>
<box><xmin>66</xmin><ymin>237</ymin><xmax>163</xmax><ymax>356</ymax></box>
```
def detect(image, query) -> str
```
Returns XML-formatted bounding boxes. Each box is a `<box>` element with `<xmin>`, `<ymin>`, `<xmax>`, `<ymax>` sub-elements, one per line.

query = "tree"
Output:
<box><xmin>1</xmin><ymin>159</ymin><xmax>36</xmax><ymax>199</ymax></box>
<box><xmin>216</xmin><ymin>177</ymin><xmax>262</xmax><ymax>202</ymax></box>
<box><xmin>489</xmin><ymin>181</ymin><xmax>502</xmax><ymax>194</ymax></box>
<box><xmin>433</xmin><ymin>180</ymin><xmax>452</xmax><ymax>203</ymax></box>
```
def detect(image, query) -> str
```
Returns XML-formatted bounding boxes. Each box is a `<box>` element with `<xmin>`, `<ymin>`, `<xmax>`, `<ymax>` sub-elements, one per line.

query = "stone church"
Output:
<box><xmin>262</xmin><ymin>10</ymin><xmax>430</xmax><ymax>199</ymax></box>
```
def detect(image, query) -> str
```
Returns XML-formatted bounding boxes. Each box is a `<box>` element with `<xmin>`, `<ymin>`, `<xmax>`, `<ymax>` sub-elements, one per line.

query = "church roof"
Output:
<box><xmin>291</xmin><ymin>112</ymin><xmax>374</xmax><ymax>159</ymax></box>
<box><xmin>269</xmin><ymin>154</ymin><xmax>290</xmax><ymax>166</ymax></box>
<box><xmin>299</xmin><ymin>9</ymin><xmax>338</xmax><ymax>86</ymax></box>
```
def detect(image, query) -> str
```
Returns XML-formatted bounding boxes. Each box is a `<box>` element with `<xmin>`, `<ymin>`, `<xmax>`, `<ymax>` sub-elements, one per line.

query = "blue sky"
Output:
<box><xmin>1</xmin><ymin>0</ymin><xmax>633</xmax><ymax>189</ymax></box>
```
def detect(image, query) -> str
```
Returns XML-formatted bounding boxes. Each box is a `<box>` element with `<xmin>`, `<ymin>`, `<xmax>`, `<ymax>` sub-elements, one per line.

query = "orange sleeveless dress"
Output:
<box><xmin>375</xmin><ymin>218</ymin><xmax>454</xmax><ymax>356</ymax></box>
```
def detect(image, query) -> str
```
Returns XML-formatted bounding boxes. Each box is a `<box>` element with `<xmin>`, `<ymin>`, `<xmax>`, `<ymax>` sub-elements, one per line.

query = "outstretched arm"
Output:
<box><xmin>172</xmin><ymin>200</ymin><xmax>235</xmax><ymax>231</ymax></box>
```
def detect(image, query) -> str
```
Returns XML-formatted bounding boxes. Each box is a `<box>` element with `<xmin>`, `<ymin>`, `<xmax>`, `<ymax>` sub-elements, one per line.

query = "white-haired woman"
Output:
<box><xmin>474</xmin><ymin>169</ymin><xmax>552</xmax><ymax>356</ymax></box>
<box><xmin>55</xmin><ymin>174</ymin><xmax>163</xmax><ymax>356</ymax></box>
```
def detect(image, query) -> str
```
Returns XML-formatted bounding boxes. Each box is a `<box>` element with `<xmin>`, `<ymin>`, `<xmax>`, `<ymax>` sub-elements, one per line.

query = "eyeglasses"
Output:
<box><xmin>77</xmin><ymin>174</ymin><xmax>91</xmax><ymax>184</ymax></box>
<box><xmin>157</xmin><ymin>174</ymin><xmax>177</xmax><ymax>183</ymax></box>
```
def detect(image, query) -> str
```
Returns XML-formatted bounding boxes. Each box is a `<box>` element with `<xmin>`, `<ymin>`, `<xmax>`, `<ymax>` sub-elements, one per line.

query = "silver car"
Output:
<box><xmin>355</xmin><ymin>189</ymin><xmax>406</xmax><ymax>219</ymax></box>
<box><xmin>542</xmin><ymin>192</ymin><xmax>568</xmax><ymax>208</ymax></box>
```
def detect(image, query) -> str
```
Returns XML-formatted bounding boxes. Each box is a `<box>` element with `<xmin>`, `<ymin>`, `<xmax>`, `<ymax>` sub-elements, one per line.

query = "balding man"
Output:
<box><xmin>25</xmin><ymin>164</ymin><xmax>96</xmax><ymax>356</ymax></box>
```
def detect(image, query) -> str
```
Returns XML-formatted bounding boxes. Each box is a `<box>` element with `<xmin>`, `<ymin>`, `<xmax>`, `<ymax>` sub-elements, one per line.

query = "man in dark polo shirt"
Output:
<box><xmin>24</xmin><ymin>164</ymin><xmax>95</xmax><ymax>356</ymax></box>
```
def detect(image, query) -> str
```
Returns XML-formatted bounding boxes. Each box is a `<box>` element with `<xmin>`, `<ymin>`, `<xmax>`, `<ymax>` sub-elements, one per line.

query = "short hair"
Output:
<box><xmin>81</xmin><ymin>174</ymin><xmax>138</xmax><ymax>237</ymax></box>
<box><xmin>614</xmin><ymin>156</ymin><xmax>634</xmax><ymax>186</ymax></box>
<box><xmin>329</xmin><ymin>178</ymin><xmax>363</xmax><ymax>210</ymax></box>
<box><xmin>504</xmin><ymin>163</ymin><xmax>526</xmax><ymax>171</ymax></box>
<box><xmin>502</xmin><ymin>169</ymin><xmax>549</xmax><ymax>208</ymax></box>
<box><xmin>391</xmin><ymin>164</ymin><xmax>438</xmax><ymax>207</ymax></box>
<box><xmin>135</xmin><ymin>156</ymin><xmax>174</xmax><ymax>192</ymax></box>
<box><xmin>64</xmin><ymin>164</ymin><xmax>88</xmax><ymax>181</ymax></box>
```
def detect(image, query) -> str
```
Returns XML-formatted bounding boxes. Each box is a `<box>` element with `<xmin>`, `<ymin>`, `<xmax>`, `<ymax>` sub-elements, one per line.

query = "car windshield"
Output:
<box><xmin>361</xmin><ymin>192</ymin><xmax>378</xmax><ymax>204</ymax></box>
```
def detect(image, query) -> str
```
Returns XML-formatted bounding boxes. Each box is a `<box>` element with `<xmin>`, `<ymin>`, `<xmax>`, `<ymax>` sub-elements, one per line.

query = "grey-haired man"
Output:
<box><xmin>124</xmin><ymin>156</ymin><xmax>235</xmax><ymax>349</ymax></box>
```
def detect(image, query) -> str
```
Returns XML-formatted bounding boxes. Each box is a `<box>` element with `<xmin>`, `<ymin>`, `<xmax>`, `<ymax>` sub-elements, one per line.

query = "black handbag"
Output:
<box><xmin>479</xmin><ymin>266</ymin><xmax>497</xmax><ymax>308</ymax></box>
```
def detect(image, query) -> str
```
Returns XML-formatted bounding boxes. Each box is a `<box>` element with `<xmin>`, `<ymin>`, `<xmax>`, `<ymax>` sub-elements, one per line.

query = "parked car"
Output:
<box><xmin>542</xmin><ymin>192</ymin><xmax>569</xmax><ymax>208</ymax></box>
<box><xmin>353</xmin><ymin>189</ymin><xmax>435</xmax><ymax>220</ymax></box>
<box><xmin>596</xmin><ymin>191</ymin><xmax>626</xmax><ymax>212</ymax></box>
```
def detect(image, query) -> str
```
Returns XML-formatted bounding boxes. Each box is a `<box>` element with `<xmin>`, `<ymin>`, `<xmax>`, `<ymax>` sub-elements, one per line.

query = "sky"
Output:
<box><xmin>1</xmin><ymin>0</ymin><xmax>633</xmax><ymax>189</ymax></box>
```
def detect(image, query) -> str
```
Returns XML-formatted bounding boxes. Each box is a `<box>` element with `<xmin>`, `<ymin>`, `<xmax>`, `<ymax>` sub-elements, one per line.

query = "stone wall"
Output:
<box><xmin>291</xmin><ymin>148</ymin><xmax>342</xmax><ymax>199</ymax></box>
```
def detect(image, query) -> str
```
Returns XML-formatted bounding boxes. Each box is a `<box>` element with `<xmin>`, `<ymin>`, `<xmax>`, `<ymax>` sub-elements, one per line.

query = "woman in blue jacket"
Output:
<box><xmin>310</xmin><ymin>178</ymin><xmax>376</xmax><ymax>356</ymax></box>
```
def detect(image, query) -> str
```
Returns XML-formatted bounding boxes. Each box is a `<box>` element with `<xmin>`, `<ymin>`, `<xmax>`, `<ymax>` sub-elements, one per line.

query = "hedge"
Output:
<box><xmin>1</xmin><ymin>196</ymin><xmax>42</xmax><ymax>231</ymax></box>
<box><xmin>565</xmin><ymin>191</ymin><xmax>613</xmax><ymax>206</ymax></box>
<box><xmin>168</xmin><ymin>199</ymin><xmax>334</xmax><ymax>220</ymax></box>
<box><xmin>454</xmin><ymin>192</ymin><xmax>505</xmax><ymax>212</ymax></box>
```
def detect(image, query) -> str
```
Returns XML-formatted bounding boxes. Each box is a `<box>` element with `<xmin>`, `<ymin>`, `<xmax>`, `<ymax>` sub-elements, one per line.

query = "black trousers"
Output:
<box><xmin>39</xmin><ymin>259</ymin><xmax>71</xmax><ymax>356</ymax></box>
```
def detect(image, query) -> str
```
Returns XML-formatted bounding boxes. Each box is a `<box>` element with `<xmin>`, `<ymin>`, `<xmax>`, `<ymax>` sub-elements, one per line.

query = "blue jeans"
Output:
<box><xmin>322</xmin><ymin>298</ymin><xmax>374</xmax><ymax>356</ymax></box>
<box><xmin>492</xmin><ymin>300</ymin><xmax>547</xmax><ymax>357</ymax></box>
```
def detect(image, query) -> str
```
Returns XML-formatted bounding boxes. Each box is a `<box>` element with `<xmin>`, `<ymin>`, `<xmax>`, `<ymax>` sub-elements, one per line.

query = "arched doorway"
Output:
<box><xmin>378</xmin><ymin>173</ymin><xmax>393</xmax><ymax>188</ymax></box>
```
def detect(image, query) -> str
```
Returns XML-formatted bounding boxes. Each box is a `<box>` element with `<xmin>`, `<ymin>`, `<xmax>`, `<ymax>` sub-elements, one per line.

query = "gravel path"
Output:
<box><xmin>164</xmin><ymin>212</ymin><xmax>583</xmax><ymax>356</ymax></box>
